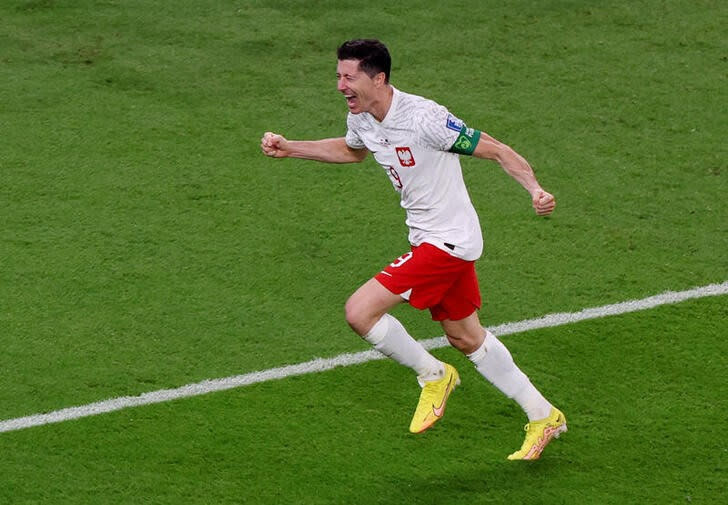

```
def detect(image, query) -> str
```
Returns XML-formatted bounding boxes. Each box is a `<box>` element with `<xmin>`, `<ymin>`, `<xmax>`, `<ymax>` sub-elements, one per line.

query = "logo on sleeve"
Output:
<box><xmin>446</xmin><ymin>114</ymin><xmax>464</xmax><ymax>132</ymax></box>
<box><xmin>396</xmin><ymin>147</ymin><xmax>415</xmax><ymax>167</ymax></box>
<box><xmin>454</xmin><ymin>135</ymin><xmax>472</xmax><ymax>151</ymax></box>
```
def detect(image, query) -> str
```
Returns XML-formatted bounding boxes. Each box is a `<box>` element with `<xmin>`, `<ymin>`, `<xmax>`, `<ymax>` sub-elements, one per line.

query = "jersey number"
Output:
<box><xmin>389</xmin><ymin>252</ymin><xmax>413</xmax><ymax>268</ymax></box>
<box><xmin>386</xmin><ymin>166</ymin><xmax>403</xmax><ymax>190</ymax></box>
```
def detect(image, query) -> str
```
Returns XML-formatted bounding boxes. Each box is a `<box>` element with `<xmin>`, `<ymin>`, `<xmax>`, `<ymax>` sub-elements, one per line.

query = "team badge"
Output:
<box><xmin>396</xmin><ymin>147</ymin><xmax>415</xmax><ymax>167</ymax></box>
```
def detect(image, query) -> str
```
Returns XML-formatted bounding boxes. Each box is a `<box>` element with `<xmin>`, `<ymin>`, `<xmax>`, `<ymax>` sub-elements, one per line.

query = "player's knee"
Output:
<box><xmin>344</xmin><ymin>296</ymin><xmax>368</xmax><ymax>336</ymax></box>
<box><xmin>445</xmin><ymin>330</ymin><xmax>482</xmax><ymax>355</ymax></box>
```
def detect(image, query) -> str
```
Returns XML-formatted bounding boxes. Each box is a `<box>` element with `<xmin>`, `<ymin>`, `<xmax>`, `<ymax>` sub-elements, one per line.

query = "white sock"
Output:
<box><xmin>364</xmin><ymin>314</ymin><xmax>445</xmax><ymax>383</ymax></box>
<box><xmin>467</xmin><ymin>331</ymin><xmax>552</xmax><ymax>421</ymax></box>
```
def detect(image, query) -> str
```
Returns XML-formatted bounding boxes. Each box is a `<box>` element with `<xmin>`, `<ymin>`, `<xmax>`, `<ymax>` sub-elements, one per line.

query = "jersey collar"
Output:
<box><xmin>376</xmin><ymin>86</ymin><xmax>399</xmax><ymax>125</ymax></box>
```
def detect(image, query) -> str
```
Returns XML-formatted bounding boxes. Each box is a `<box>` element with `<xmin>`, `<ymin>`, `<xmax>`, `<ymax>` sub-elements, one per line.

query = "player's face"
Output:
<box><xmin>336</xmin><ymin>59</ymin><xmax>381</xmax><ymax>115</ymax></box>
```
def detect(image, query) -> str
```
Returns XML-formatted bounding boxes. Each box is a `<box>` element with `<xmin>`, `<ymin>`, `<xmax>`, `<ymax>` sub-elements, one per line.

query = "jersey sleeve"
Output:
<box><xmin>345</xmin><ymin>113</ymin><xmax>366</xmax><ymax>149</ymax></box>
<box><xmin>418</xmin><ymin>103</ymin><xmax>481</xmax><ymax>155</ymax></box>
<box><xmin>417</xmin><ymin>102</ymin><xmax>461</xmax><ymax>151</ymax></box>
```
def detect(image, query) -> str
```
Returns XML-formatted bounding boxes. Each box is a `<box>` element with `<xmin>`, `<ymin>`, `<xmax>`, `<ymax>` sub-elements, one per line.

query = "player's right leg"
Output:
<box><xmin>345</xmin><ymin>278</ymin><xmax>454</xmax><ymax>433</ymax></box>
<box><xmin>345</xmin><ymin>278</ymin><xmax>445</xmax><ymax>383</ymax></box>
<box><xmin>344</xmin><ymin>277</ymin><xmax>403</xmax><ymax>336</ymax></box>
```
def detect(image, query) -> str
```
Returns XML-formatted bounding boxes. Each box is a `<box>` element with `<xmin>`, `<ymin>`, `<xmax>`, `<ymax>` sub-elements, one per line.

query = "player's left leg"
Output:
<box><xmin>441</xmin><ymin>312</ymin><xmax>567</xmax><ymax>460</ymax></box>
<box><xmin>442</xmin><ymin>313</ymin><xmax>552</xmax><ymax>420</ymax></box>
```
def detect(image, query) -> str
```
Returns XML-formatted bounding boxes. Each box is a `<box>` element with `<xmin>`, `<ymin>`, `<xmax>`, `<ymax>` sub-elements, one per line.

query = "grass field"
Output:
<box><xmin>1</xmin><ymin>0</ymin><xmax>726</xmax><ymax>503</ymax></box>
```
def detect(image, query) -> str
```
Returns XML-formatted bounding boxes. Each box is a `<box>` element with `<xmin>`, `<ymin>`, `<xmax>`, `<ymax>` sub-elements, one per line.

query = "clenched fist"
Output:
<box><xmin>532</xmin><ymin>190</ymin><xmax>556</xmax><ymax>216</ymax></box>
<box><xmin>260</xmin><ymin>132</ymin><xmax>289</xmax><ymax>158</ymax></box>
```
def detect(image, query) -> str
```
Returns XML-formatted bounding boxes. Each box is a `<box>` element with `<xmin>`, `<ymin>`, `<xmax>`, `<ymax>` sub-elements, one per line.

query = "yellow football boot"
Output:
<box><xmin>507</xmin><ymin>407</ymin><xmax>567</xmax><ymax>460</ymax></box>
<box><xmin>409</xmin><ymin>363</ymin><xmax>460</xmax><ymax>434</ymax></box>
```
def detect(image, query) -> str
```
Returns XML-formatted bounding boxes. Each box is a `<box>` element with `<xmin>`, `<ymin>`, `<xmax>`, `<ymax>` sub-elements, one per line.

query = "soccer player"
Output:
<box><xmin>260</xmin><ymin>39</ymin><xmax>566</xmax><ymax>460</ymax></box>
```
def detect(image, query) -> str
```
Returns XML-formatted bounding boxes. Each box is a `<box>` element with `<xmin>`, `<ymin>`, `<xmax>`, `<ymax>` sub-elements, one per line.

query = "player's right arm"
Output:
<box><xmin>260</xmin><ymin>132</ymin><xmax>367</xmax><ymax>163</ymax></box>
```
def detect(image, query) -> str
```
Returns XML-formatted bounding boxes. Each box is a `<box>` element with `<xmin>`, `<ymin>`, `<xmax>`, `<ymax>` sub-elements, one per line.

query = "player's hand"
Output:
<box><xmin>261</xmin><ymin>131</ymin><xmax>289</xmax><ymax>158</ymax></box>
<box><xmin>532</xmin><ymin>190</ymin><xmax>556</xmax><ymax>216</ymax></box>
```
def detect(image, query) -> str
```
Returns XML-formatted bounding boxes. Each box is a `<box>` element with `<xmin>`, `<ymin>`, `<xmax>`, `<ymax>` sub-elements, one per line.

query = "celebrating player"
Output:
<box><xmin>261</xmin><ymin>39</ymin><xmax>566</xmax><ymax>460</ymax></box>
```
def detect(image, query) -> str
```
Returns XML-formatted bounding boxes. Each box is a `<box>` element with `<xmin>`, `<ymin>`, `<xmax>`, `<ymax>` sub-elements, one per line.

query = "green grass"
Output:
<box><xmin>2</xmin><ymin>299</ymin><xmax>726</xmax><ymax>504</ymax></box>
<box><xmin>1</xmin><ymin>0</ymin><xmax>726</xmax><ymax>503</ymax></box>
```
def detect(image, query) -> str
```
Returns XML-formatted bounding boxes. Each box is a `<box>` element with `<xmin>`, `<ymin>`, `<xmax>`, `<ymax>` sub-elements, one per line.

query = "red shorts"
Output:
<box><xmin>375</xmin><ymin>243</ymin><xmax>481</xmax><ymax>321</ymax></box>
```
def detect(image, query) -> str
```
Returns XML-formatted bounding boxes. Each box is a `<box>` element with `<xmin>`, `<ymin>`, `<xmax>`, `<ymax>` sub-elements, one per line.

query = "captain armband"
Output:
<box><xmin>448</xmin><ymin>125</ymin><xmax>482</xmax><ymax>156</ymax></box>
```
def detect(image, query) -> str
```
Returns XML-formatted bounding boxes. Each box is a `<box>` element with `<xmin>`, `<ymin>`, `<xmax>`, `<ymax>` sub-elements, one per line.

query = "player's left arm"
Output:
<box><xmin>469</xmin><ymin>131</ymin><xmax>556</xmax><ymax>216</ymax></box>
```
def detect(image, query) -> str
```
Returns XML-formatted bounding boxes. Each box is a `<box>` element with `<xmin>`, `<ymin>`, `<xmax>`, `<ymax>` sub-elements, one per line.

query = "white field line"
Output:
<box><xmin>1</xmin><ymin>281</ymin><xmax>726</xmax><ymax>434</ymax></box>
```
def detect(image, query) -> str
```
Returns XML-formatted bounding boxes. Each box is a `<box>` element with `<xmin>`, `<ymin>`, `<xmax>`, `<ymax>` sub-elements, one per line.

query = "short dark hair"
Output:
<box><xmin>337</xmin><ymin>39</ymin><xmax>391</xmax><ymax>83</ymax></box>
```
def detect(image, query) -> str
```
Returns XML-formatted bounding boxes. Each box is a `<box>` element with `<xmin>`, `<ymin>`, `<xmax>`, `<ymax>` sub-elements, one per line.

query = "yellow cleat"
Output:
<box><xmin>409</xmin><ymin>364</ymin><xmax>460</xmax><ymax>434</ymax></box>
<box><xmin>507</xmin><ymin>407</ymin><xmax>567</xmax><ymax>460</ymax></box>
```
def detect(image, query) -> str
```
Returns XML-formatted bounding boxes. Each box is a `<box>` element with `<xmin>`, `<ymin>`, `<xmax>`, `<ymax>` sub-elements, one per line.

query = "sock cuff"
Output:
<box><xmin>467</xmin><ymin>340</ymin><xmax>487</xmax><ymax>363</ymax></box>
<box><xmin>467</xmin><ymin>330</ymin><xmax>495</xmax><ymax>363</ymax></box>
<box><xmin>363</xmin><ymin>314</ymin><xmax>390</xmax><ymax>346</ymax></box>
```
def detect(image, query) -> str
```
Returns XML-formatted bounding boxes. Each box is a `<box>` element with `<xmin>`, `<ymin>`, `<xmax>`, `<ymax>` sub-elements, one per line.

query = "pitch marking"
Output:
<box><xmin>1</xmin><ymin>281</ymin><xmax>726</xmax><ymax>434</ymax></box>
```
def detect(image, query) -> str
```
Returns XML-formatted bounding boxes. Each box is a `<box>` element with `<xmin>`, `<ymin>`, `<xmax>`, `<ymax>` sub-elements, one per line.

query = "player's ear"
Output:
<box><xmin>374</xmin><ymin>71</ymin><xmax>386</xmax><ymax>87</ymax></box>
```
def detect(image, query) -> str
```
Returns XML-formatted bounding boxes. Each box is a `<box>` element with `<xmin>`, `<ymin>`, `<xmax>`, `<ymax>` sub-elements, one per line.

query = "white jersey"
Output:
<box><xmin>345</xmin><ymin>86</ymin><xmax>483</xmax><ymax>261</ymax></box>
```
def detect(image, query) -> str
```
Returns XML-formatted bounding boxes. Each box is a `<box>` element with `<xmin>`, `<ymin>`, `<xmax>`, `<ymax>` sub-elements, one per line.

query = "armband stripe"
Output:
<box><xmin>449</xmin><ymin>126</ymin><xmax>481</xmax><ymax>155</ymax></box>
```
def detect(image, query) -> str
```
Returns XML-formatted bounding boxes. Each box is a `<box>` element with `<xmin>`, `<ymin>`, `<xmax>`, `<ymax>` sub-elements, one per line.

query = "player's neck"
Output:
<box><xmin>370</xmin><ymin>85</ymin><xmax>394</xmax><ymax>122</ymax></box>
